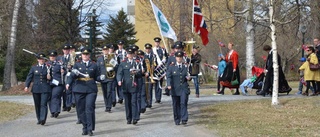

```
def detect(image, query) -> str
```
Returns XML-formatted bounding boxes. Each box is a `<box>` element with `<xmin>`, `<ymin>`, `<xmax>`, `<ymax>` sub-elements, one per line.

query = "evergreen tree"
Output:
<box><xmin>103</xmin><ymin>9</ymin><xmax>138</xmax><ymax>48</ymax></box>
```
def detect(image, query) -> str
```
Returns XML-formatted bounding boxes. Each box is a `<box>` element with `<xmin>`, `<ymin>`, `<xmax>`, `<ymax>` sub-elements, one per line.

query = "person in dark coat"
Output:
<box><xmin>166</xmin><ymin>51</ymin><xmax>191</xmax><ymax>125</ymax></box>
<box><xmin>66</xmin><ymin>48</ymin><xmax>104</xmax><ymax>136</ymax></box>
<box><xmin>144</xmin><ymin>43</ymin><xmax>157</xmax><ymax>108</ymax></box>
<box><xmin>152</xmin><ymin>37</ymin><xmax>168</xmax><ymax>103</ymax></box>
<box><xmin>47</xmin><ymin>50</ymin><xmax>65</xmax><ymax>118</ymax></box>
<box><xmin>257</xmin><ymin>45</ymin><xmax>292</xmax><ymax>96</ymax></box>
<box><xmin>97</xmin><ymin>44</ymin><xmax>117</xmax><ymax>112</ymax></box>
<box><xmin>190</xmin><ymin>45</ymin><xmax>201</xmax><ymax>97</ymax></box>
<box><xmin>117</xmin><ymin>48</ymin><xmax>142</xmax><ymax>125</ymax></box>
<box><xmin>24</xmin><ymin>53</ymin><xmax>51</xmax><ymax>125</ymax></box>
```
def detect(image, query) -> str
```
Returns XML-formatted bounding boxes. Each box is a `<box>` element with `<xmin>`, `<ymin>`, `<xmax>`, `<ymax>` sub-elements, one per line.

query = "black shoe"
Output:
<box><xmin>62</xmin><ymin>107</ymin><xmax>67</xmax><ymax>111</ymax></box>
<box><xmin>76</xmin><ymin>120</ymin><xmax>82</xmax><ymax>124</ymax></box>
<box><xmin>175</xmin><ymin>122</ymin><xmax>180</xmax><ymax>125</ymax></box>
<box><xmin>67</xmin><ymin>107</ymin><xmax>71</xmax><ymax>112</ymax></box>
<box><xmin>71</xmin><ymin>103</ymin><xmax>76</xmax><ymax>108</ymax></box>
<box><xmin>127</xmin><ymin>121</ymin><xmax>132</xmax><ymax>124</ymax></box>
<box><xmin>182</xmin><ymin>121</ymin><xmax>187</xmax><ymax>125</ymax></box>
<box><xmin>232</xmin><ymin>92</ymin><xmax>240</xmax><ymax>95</ymax></box>
<box><xmin>54</xmin><ymin>112</ymin><xmax>59</xmax><ymax>118</ymax></box>
<box><xmin>133</xmin><ymin>120</ymin><xmax>138</xmax><ymax>125</ymax></box>
<box><xmin>155</xmin><ymin>100</ymin><xmax>161</xmax><ymax>103</ymax></box>
<box><xmin>217</xmin><ymin>91</ymin><xmax>224</xmax><ymax>95</ymax></box>
<box><xmin>88</xmin><ymin>130</ymin><xmax>93</xmax><ymax>136</ymax></box>
<box><xmin>37</xmin><ymin>121</ymin><xmax>41</xmax><ymax>125</ymax></box>
<box><xmin>40</xmin><ymin>120</ymin><xmax>46</xmax><ymax>125</ymax></box>
<box><xmin>163</xmin><ymin>92</ymin><xmax>169</xmax><ymax>96</ymax></box>
<box><xmin>112</xmin><ymin>102</ymin><xmax>116</xmax><ymax>107</ymax></box>
<box><xmin>118</xmin><ymin>99</ymin><xmax>123</xmax><ymax>104</ymax></box>
<box><xmin>140</xmin><ymin>108</ymin><xmax>146</xmax><ymax>113</ymax></box>
<box><xmin>146</xmin><ymin>105</ymin><xmax>152</xmax><ymax>108</ymax></box>
<box><xmin>50</xmin><ymin>114</ymin><xmax>54</xmax><ymax>118</ymax></box>
<box><xmin>105</xmin><ymin>109</ymin><xmax>111</xmax><ymax>112</ymax></box>
<box><xmin>82</xmin><ymin>131</ymin><xmax>88</xmax><ymax>135</ymax></box>
<box><xmin>257</xmin><ymin>90</ymin><xmax>266</xmax><ymax>97</ymax></box>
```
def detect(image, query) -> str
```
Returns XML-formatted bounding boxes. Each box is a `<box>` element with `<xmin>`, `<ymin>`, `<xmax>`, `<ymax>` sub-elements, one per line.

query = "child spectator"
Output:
<box><xmin>297</xmin><ymin>57</ymin><xmax>314</xmax><ymax>95</ymax></box>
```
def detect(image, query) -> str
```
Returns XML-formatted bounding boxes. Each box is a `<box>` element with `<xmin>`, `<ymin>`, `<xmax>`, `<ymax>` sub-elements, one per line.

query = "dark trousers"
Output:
<box><xmin>147</xmin><ymin>82</ymin><xmax>153</xmax><ymax>106</ymax></box>
<box><xmin>140</xmin><ymin>79</ymin><xmax>147</xmax><ymax>110</ymax></box>
<box><xmin>62</xmin><ymin>91</ymin><xmax>67</xmax><ymax>108</ymax></box>
<box><xmin>154</xmin><ymin>78</ymin><xmax>163</xmax><ymax>101</ymax></box>
<box><xmin>171</xmin><ymin>92</ymin><xmax>189</xmax><ymax>124</ymax></box>
<box><xmin>49</xmin><ymin>85</ymin><xmax>63</xmax><ymax>113</ymax></box>
<box><xmin>217</xmin><ymin>76</ymin><xmax>222</xmax><ymax>91</ymax></box>
<box><xmin>74</xmin><ymin>92</ymin><xmax>97</xmax><ymax>132</ymax></box>
<box><xmin>137</xmin><ymin>78</ymin><xmax>142</xmax><ymax>117</ymax></box>
<box><xmin>124</xmin><ymin>92</ymin><xmax>138</xmax><ymax>122</ymax></box>
<box><xmin>33</xmin><ymin>92</ymin><xmax>49</xmax><ymax>122</ymax></box>
<box><xmin>101</xmin><ymin>81</ymin><xmax>113</xmax><ymax>109</ymax></box>
<box><xmin>116</xmin><ymin>84</ymin><xmax>124</xmax><ymax>101</ymax></box>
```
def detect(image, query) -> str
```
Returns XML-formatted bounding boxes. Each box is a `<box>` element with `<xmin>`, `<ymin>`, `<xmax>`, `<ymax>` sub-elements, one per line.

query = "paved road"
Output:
<box><xmin>0</xmin><ymin>93</ymin><xmax>299</xmax><ymax>137</ymax></box>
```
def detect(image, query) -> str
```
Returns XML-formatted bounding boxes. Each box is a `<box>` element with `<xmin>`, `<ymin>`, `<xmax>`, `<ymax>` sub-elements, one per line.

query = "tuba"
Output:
<box><xmin>104</xmin><ymin>53</ymin><xmax>117</xmax><ymax>78</ymax></box>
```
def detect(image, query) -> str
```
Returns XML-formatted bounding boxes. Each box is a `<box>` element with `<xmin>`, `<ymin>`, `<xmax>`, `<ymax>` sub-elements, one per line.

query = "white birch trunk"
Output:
<box><xmin>245</xmin><ymin>0</ymin><xmax>255</xmax><ymax>78</ymax></box>
<box><xmin>2</xmin><ymin>0</ymin><xmax>20</xmax><ymax>91</ymax></box>
<box><xmin>269</xmin><ymin>0</ymin><xmax>279</xmax><ymax>105</ymax></box>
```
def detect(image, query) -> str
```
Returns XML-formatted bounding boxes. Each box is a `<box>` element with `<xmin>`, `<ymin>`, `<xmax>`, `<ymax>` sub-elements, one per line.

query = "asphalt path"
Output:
<box><xmin>0</xmin><ymin>92</ymin><xmax>300</xmax><ymax>137</ymax></box>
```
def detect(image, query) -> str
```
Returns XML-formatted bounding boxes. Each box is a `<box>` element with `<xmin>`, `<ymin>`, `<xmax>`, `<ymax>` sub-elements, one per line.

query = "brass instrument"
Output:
<box><xmin>104</xmin><ymin>53</ymin><xmax>117</xmax><ymax>79</ymax></box>
<box><xmin>68</xmin><ymin>51</ymin><xmax>76</xmax><ymax>67</ymax></box>
<box><xmin>183</xmin><ymin>41</ymin><xmax>195</xmax><ymax>77</ymax></box>
<box><xmin>145</xmin><ymin>58</ymin><xmax>155</xmax><ymax>83</ymax></box>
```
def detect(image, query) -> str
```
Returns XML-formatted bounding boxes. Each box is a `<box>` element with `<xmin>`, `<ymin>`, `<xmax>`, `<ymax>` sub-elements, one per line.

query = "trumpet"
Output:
<box><xmin>145</xmin><ymin>58</ymin><xmax>155</xmax><ymax>83</ymax></box>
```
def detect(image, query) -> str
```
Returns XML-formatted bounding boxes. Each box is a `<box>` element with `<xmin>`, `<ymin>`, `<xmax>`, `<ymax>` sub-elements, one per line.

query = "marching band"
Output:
<box><xmin>24</xmin><ymin>37</ymin><xmax>200</xmax><ymax>135</ymax></box>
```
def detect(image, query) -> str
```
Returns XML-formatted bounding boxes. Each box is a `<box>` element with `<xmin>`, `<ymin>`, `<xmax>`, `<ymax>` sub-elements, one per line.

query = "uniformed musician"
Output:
<box><xmin>166</xmin><ymin>51</ymin><xmax>191</xmax><ymax>125</ymax></box>
<box><xmin>144</xmin><ymin>43</ymin><xmax>157</xmax><ymax>108</ymax></box>
<box><xmin>136</xmin><ymin>49</ymin><xmax>147</xmax><ymax>116</ymax></box>
<box><xmin>164</xmin><ymin>42</ymin><xmax>184</xmax><ymax>96</ymax></box>
<box><xmin>108</xmin><ymin>44</ymin><xmax>118</xmax><ymax>107</ymax></box>
<box><xmin>24</xmin><ymin>53</ymin><xmax>51</xmax><ymax>125</ymax></box>
<box><xmin>97</xmin><ymin>44</ymin><xmax>117</xmax><ymax>112</ymax></box>
<box><xmin>115</xmin><ymin>40</ymin><xmax>126</xmax><ymax>104</ymax></box>
<box><xmin>66</xmin><ymin>47</ymin><xmax>104</xmax><ymax>136</ymax></box>
<box><xmin>58</xmin><ymin>44</ymin><xmax>72</xmax><ymax>111</ymax></box>
<box><xmin>152</xmin><ymin>37</ymin><xmax>168</xmax><ymax>103</ymax></box>
<box><xmin>117</xmin><ymin>48</ymin><xmax>142</xmax><ymax>125</ymax></box>
<box><xmin>47</xmin><ymin>50</ymin><xmax>65</xmax><ymax>118</ymax></box>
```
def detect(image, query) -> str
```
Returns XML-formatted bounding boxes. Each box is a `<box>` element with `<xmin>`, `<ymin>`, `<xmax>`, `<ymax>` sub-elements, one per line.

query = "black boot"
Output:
<box><xmin>257</xmin><ymin>89</ymin><xmax>266</xmax><ymax>97</ymax></box>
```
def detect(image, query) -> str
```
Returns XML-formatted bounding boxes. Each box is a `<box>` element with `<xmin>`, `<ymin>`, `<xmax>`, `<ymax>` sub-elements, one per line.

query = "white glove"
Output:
<box><xmin>72</xmin><ymin>69</ymin><xmax>80</xmax><ymax>76</ymax></box>
<box><xmin>161</xmin><ymin>59</ymin><xmax>166</xmax><ymax>63</ymax></box>
<box><xmin>100</xmin><ymin>75</ymin><xmax>106</xmax><ymax>80</ymax></box>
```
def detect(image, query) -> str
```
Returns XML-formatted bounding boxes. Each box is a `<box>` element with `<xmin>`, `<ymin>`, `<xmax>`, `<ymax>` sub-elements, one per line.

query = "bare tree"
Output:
<box><xmin>2</xmin><ymin>0</ymin><xmax>20</xmax><ymax>91</ymax></box>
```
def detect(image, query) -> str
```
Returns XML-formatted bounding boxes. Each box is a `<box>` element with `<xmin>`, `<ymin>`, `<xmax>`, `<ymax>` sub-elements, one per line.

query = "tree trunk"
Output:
<box><xmin>11</xmin><ymin>63</ymin><xmax>17</xmax><ymax>87</ymax></box>
<box><xmin>311</xmin><ymin>0</ymin><xmax>320</xmax><ymax>38</ymax></box>
<box><xmin>245</xmin><ymin>0</ymin><xmax>255</xmax><ymax>78</ymax></box>
<box><xmin>269</xmin><ymin>0</ymin><xmax>279</xmax><ymax>105</ymax></box>
<box><xmin>1</xmin><ymin>0</ymin><xmax>20</xmax><ymax>91</ymax></box>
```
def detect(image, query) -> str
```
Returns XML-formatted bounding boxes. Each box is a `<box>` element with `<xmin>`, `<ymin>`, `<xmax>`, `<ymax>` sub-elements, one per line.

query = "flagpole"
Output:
<box><xmin>192</xmin><ymin>0</ymin><xmax>195</xmax><ymax>34</ymax></box>
<box><xmin>150</xmin><ymin>0</ymin><xmax>169</xmax><ymax>51</ymax></box>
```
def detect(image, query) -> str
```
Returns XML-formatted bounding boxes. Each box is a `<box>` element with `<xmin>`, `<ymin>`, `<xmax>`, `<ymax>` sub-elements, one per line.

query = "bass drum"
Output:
<box><xmin>153</xmin><ymin>64</ymin><xmax>166</xmax><ymax>80</ymax></box>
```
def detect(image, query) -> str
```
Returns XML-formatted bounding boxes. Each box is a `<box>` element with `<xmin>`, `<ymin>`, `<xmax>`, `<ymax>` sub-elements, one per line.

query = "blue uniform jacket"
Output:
<box><xmin>96</xmin><ymin>55</ymin><xmax>117</xmax><ymax>82</ymax></box>
<box><xmin>25</xmin><ymin>64</ymin><xmax>51</xmax><ymax>93</ymax></box>
<box><xmin>67</xmin><ymin>61</ymin><xmax>101</xmax><ymax>93</ymax></box>
<box><xmin>48</xmin><ymin>60</ymin><xmax>65</xmax><ymax>86</ymax></box>
<box><xmin>116</xmin><ymin>59</ymin><xmax>142</xmax><ymax>93</ymax></box>
<box><xmin>166</xmin><ymin>64</ymin><xmax>190</xmax><ymax>96</ymax></box>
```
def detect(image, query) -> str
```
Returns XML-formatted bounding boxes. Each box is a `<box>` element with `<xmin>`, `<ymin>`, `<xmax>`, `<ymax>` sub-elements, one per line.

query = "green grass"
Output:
<box><xmin>198</xmin><ymin>97</ymin><xmax>320</xmax><ymax>137</ymax></box>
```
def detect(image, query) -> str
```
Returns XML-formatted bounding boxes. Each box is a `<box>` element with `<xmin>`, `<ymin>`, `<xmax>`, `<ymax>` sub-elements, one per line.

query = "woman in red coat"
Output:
<box><xmin>218</xmin><ymin>42</ymin><xmax>241</xmax><ymax>95</ymax></box>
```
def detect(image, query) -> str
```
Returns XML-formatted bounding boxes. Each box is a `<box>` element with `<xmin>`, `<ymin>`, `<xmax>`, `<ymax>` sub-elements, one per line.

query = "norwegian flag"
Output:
<box><xmin>193</xmin><ymin>0</ymin><xmax>209</xmax><ymax>46</ymax></box>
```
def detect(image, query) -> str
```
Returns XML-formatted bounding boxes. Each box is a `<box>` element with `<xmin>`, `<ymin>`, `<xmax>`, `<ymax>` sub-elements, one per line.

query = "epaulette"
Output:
<box><xmin>76</xmin><ymin>60</ymin><xmax>81</xmax><ymax>62</ymax></box>
<box><xmin>91</xmin><ymin>61</ymin><xmax>96</xmax><ymax>64</ymax></box>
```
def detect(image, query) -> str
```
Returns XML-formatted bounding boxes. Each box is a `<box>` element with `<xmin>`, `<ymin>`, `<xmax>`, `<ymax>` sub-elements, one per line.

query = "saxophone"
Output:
<box><xmin>105</xmin><ymin>53</ymin><xmax>117</xmax><ymax>78</ymax></box>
